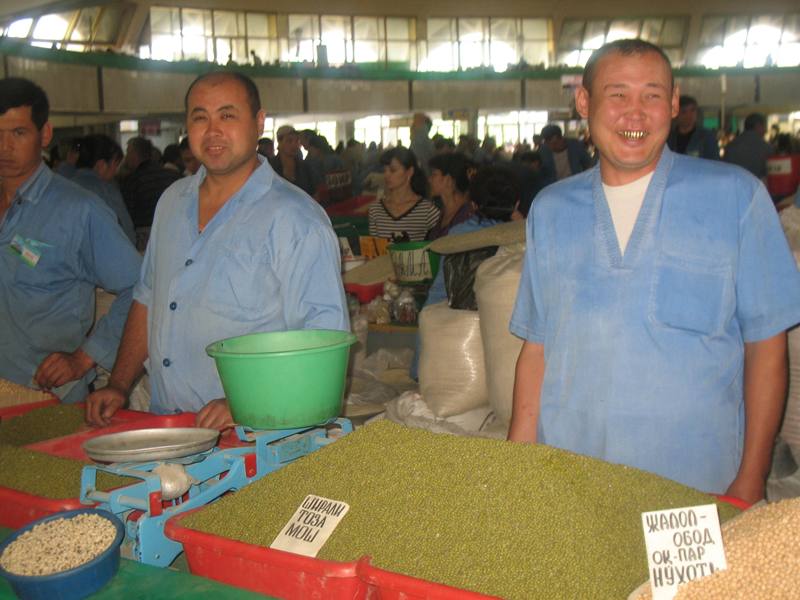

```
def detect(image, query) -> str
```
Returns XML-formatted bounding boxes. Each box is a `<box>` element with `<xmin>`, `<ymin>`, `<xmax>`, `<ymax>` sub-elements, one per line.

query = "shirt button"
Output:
<box><xmin>169</xmin><ymin>301</ymin><xmax>177</xmax><ymax>310</ymax></box>
<box><xmin>163</xmin><ymin>358</ymin><xmax>171</xmax><ymax>367</ymax></box>
<box><xmin>185</xmin><ymin>259</ymin><xmax>193</xmax><ymax>266</ymax></box>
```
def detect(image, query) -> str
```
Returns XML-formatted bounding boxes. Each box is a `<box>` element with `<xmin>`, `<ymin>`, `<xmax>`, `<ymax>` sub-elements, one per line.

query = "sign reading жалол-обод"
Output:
<box><xmin>641</xmin><ymin>504</ymin><xmax>727</xmax><ymax>600</ymax></box>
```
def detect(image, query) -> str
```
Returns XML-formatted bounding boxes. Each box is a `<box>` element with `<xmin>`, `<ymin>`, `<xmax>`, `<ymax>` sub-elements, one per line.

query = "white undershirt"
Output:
<box><xmin>602</xmin><ymin>172</ymin><xmax>654</xmax><ymax>256</ymax></box>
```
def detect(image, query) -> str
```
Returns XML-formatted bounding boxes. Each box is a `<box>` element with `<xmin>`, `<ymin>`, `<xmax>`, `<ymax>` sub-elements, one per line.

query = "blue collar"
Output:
<box><xmin>592</xmin><ymin>146</ymin><xmax>674</xmax><ymax>269</ymax></box>
<box><xmin>15</xmin><ymin>161</ymin><xmax>53</xmax><ymax>205</ymax></box>
<box><xmin>183</xmin><ymin>154</ymin><xmax>275</xmax><ymax>203</ymax></box>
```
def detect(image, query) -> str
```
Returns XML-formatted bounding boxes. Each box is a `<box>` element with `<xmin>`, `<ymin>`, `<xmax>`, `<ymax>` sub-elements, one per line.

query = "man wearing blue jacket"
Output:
<box><xmin>667</xmin><ymin>95</ymin><xmax>719</xmax><ymax>160</ymax></box>
<box><xmin>0</xmin><ymin>78</ymin><xmax>141</xmax><ymax>403</ymax></box>
<box><xmin>509</xmin><ymin>40</ymin><xmax>800</xmax><ymax>505</ymax></box>
<box><xmin>539</xmin><ymin>124</ymin><xmax>593</xmax><ymax>184</ymax></box>
<box><xmin>86</xmin><ymin>71</ymin><xmax>349</xmax><ymax>430</ymax></box>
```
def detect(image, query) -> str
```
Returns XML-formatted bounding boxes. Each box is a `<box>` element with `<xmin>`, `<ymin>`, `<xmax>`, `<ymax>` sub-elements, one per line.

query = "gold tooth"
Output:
<box><xmin>621</xmin><ymin>131</ymin><xmax>646</xmax><ymax>139</ymax></box>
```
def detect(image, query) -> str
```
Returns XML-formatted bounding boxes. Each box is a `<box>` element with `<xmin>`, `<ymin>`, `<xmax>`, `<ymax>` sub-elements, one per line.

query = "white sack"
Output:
<box><xmin>474</xmin><ymin>245</ymin><xmax>525</xmax><ymax>425</ymax></box>
<box><xmin>378</xmin><ymin>391</ymin><xmax>494</xmax><ymax>437</ymax></box>
<box><xmin>780</xmin><ymin>205</ymin><xmax>800</xmax><ymax>251</ymax></box>
<box><xmin>782</xmin><ymin>250</ymin><xmax>800</xmax><ymax>459</ymax></box>
<box><xmin>419</xmin><ymin>302</ymin><xmax>488</xmax><ymax>417</ymax></box>
<box><xmin>781</xmin><ymin>251</ymin><xmax>800</xmax><ymax>457</ymax></box>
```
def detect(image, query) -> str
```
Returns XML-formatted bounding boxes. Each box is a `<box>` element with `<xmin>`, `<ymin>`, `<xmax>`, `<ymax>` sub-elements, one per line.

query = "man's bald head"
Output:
<box><xmin>184</xmin><ymin>71</ymin><xmax>261</xmax><ymax>117</ymax></box>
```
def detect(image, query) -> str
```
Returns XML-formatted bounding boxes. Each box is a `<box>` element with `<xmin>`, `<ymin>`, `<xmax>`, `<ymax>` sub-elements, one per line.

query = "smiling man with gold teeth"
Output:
<box><xmin>508</xmin><ymin>39</ymin><xmax>800</xmax><ymax>505</ymax></box>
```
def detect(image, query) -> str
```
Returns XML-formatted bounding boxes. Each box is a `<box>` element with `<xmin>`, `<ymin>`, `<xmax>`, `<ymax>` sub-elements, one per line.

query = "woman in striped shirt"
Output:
<box><xmin>368</xmin><ymin>147</ymin><xmax>440</xmax><ymax>242</ymax></box>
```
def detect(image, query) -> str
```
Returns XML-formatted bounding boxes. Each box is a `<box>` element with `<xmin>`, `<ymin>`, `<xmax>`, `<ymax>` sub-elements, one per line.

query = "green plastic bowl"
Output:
<box><xmin>387</xmin><ymin>241</ymin><xmax>441</xmax><ymax>283</ymax></box>
<box><xmin>206</xmin><ymin>329</ymin><xmax>356</xmax><ymax>429</ymax></box>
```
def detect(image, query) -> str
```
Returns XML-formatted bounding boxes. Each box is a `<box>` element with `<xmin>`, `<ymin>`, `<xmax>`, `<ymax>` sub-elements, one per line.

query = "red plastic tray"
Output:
<box><xmin>27</xmin><ymin>411</ymin><xmax>197</xmax><ymax>461</ymax></box>
<box><xmin>0</xmin><ymin>488</ymin><xmax>86</xmax><ymax>530</ymax></box>
<box><xmin>165</xmin><ymin>509</ymin><xmax>498</xmax><ymax>600</ymax></box>
<box><xmin>164</xmin><ymin>495</ymin><xmax>750</xmax><ymax>600</ymax></box>
<box><xmin>0</xmin><ymin>392</ymin><xmax>59</xmax><ymax>420</ymax></box>
<box><xmin>0</xmin><ymin>408</ymin><xmax>242</xmax><ymax>529</ymax></box>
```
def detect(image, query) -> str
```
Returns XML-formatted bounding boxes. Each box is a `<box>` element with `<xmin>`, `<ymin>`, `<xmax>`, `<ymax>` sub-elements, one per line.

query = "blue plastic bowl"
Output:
<box><xmin>0</xmin><ymin>508</ymin><xmax>124</xmax><ymax>600</ymax></box>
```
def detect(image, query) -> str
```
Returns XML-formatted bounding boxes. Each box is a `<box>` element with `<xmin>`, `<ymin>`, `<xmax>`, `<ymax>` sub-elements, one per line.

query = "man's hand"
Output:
<box><xmin>34</xmin><ymin>349</ymin><xmax>95</xmax><ymax>390</ymax></box>
<box><xmin>196</xmin><ymin>398</ymin><xmax>235</xmax><ymax>431</ymax></box>
<box><xmin>725</xmin><ymin>473</ymin><xmax>766</xmax><ymax>505</ymax></box>
<box><xmin>85</xmin><ymin>386</ymin><xmax>127</xmax><ymax>427</ymax></box>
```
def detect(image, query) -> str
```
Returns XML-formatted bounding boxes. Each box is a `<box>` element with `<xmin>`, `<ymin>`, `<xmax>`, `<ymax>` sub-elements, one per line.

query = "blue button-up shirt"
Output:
<box><xmin>72</xmin><ymin>168</ymin><xmax>136</xmax><ymax>245</ymax></box>
<box><xmin>511</xmin><ymin>147</ymin><xmax>800</xmax><ymax>493</ymax></box>
<box><xmin>135</xmin><ymin>156</ymin><xmax>349</xmax><ymax>414</ymax></box>
<box><xmin>0</xmin><ymin>163</ymin><xmax>142</xmax><ymax>402</ymax></box>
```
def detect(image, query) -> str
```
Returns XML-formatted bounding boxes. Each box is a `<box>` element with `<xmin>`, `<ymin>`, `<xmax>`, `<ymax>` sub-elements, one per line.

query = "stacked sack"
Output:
<box><xmin>474</xmin><ymin>243</ymin><xmax>525</xmax><ymax>427</ymax></box>
<box><xmin>414</xmin><ymin>222</ymin><xmax>526</xmax><ymax>437</ymax></box>
<box><xmin>769</xmin><ymin>212</ymin><xmax>800</xmax><ymax>499</ymax></box>
<box><xmin>778</xmin><ymin>210</ymin><xmax>800</xmax><ymax>461</ymax></box>
<box><xmin>782</xmin><ymin>249</ymin><xmax>800</xmax><ymax>460</ymax></box>
<box><xmin>419</xmin><ymin>302</ymin><xmax>489</xmax><ymax>419</ymax></box>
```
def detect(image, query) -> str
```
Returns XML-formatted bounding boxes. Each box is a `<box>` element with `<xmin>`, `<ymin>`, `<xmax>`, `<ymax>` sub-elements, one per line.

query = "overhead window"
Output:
<box><xmin>2</xmin><ymin>6</ymin><xmax>123</xmax><ymax>52</ymax></box>
<box><xmin>697</xmin><ymin>14</ymin><xmax>800</xmax><ymax>68</ymax></box>
<box><xmin>557</xmin><ymin>17</ymin><xmax>688</xmax><ymax>67</ymax></box>
<box><xmin>144</xmin><ymin>6</ymin><xmax>279</xmax><ymax>65</ymax></box>
<box><xmin>421</xmin><ymin>17</ymin><xmax>551</xmax><ymax>72</ymax></box>
<box><xmin>286</xmin><ymin>14</ymin><xmax>318</xmax><ymax>63</ymax></box>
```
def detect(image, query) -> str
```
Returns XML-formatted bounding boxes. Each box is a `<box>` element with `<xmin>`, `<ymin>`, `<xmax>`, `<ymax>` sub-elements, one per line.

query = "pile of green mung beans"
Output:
<box><xmin>183</xmin><ymin>420</ymin><xmax>739</xmax><ymax>599</ymax></box>
<box><xmin>0</xmin><ymin>444</ymin><xmax>133</xmax><ymax>498</ymax></box>
<box><xmin>0</xmin><ymin>404</ymin><xmax>86</xmax><ymax>446</ymax></box>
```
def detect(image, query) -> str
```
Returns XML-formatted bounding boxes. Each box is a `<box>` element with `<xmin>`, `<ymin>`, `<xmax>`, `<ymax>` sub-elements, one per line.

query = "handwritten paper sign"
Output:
<box><xmin>391</xmin><ymin>247</ymin><xmax>433</xmax><ymax>281</ymax></box>
<box><xmin>641</xmin><ymin>504</ymin><xmax>727</xmax><ymax>600</ymax></box>
<box><xmin>271</xmin><ymin>494</ymin><xmax>350</xmax><ymax>557</ymax></box>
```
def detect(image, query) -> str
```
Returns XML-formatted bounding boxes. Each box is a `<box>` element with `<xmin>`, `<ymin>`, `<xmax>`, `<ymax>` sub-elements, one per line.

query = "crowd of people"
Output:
<box><xmin>42</xmin><ymin>97</ymin><xmax>800</xmax><ymax>256</ymax></box>
<box><xmin>2</xmin><ymin>35</ymin><xmax>800</xmax><ymax>507</ymax></box>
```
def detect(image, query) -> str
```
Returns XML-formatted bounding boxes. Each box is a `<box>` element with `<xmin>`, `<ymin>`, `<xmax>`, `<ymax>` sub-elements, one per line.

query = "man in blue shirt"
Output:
<box><xmin>509</xmin><ymin>40</ymin><xmax>800</xmax><ymax>504</ymax></box>
<box><xmin>85</xmin><ymin>72</ymin><xmax>349</xmax><ymax>430</ymax></box>
<box><xmin>0</xmin><ymin>78</ymin><xmax>141</xmax><ymax>403</ymax></box>
<box><xmin>538</xmin><ymin>124</ymin><xmax>593</xmax><ymax>184</ymax></box>
<box><xmin>71</xmin><ymin>133</ymin><xmax>137</xmax><ymax>245</ymax></box>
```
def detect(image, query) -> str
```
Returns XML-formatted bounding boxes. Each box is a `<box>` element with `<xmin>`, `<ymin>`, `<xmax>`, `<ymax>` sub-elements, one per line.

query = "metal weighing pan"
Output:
<box><xmin>83</xmin><ymin>428</ymin><xmax>220</xmax><ymax>462</ymax></box>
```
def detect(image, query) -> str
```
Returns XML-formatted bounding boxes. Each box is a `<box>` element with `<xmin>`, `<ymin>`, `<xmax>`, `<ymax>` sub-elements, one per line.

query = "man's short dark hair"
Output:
<box><xmin>127</xmin><ymin>136</ymin><xmax>153</xmax><ymax>162</ymax></box>
<box><xmin>540</xmin><ymin>124</ymin><xmax>563</xmax><ymax>141</ymax></box>
<box><xmin>679</xmin><ymin>95</ymin><xmax>698</xmax><ymax>109</ymax></box>
<box><xmin>77</xmin><ymin>134</ymin><xmax>123</xmax><ymax>168</ymax></box>
<box><xmin>743</xmin><ymin>113</ymin><xmax>766</xmax><ymax>131</ymax></box>
<box><xmin>468</xmin><ymin>165</ymin><xmax>520</xmax><ymax>222</ymax></box>
<box><xmin>162</xmin><ymin>143</ymin><xmax>182</xmax><ymax>166</ymax></box>
<box><xmin>0</xmin><ymin>77</ymin><xmax>49</xmax><ymax>129</ymax></box>
<box><xmin>582</xmin><ymin>39</ymin><xmax>673</xmax><ymax>94</ymax></box>
<box><xmin>184</xmin><ymin>71</ymin><xmax>261</xmax><ymax>117</ymax></box>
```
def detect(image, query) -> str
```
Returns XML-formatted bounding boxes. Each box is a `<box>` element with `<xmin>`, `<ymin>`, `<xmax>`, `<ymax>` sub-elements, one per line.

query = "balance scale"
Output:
<box><xmin>79</xmin><ymin>419</ymin><xmax>353</xmax><ymax>567</ymax></box>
